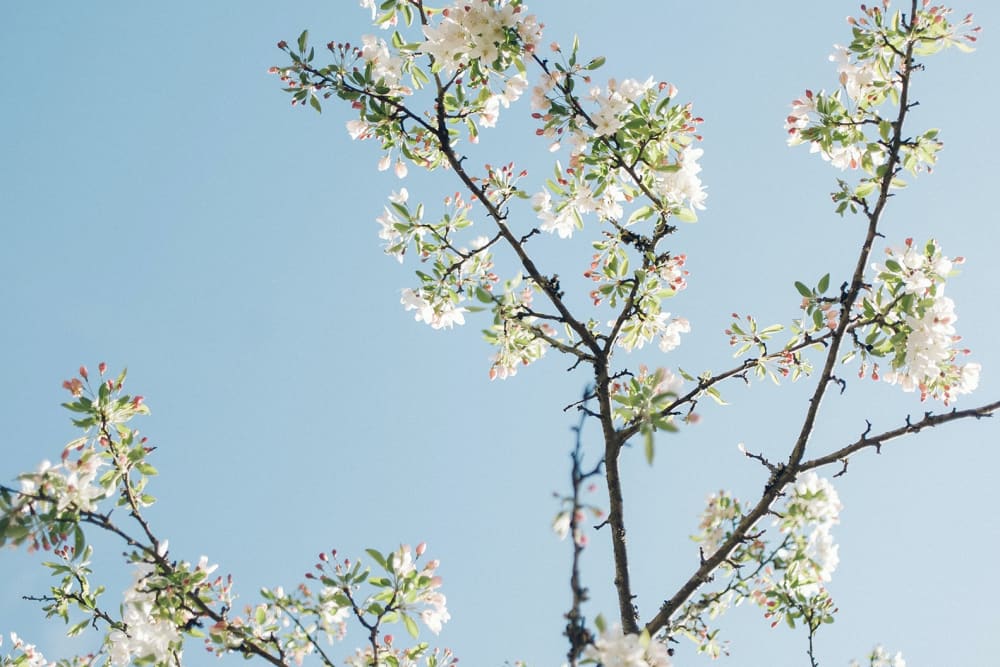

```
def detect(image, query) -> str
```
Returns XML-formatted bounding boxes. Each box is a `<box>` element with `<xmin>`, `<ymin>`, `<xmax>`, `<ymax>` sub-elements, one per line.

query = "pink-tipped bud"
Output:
<box><xmin>79</xmin><ymin>365</ymin><xmax>88</xmax><ymax>380</ymax></box>
<box><xmin>98</xmin><ymin>362</ymin><xmax>107</xmax><ymax>375</ymax></box>
<box><xmin>416</xmin><ymin>542</ymin><xmax>427</xmax><ymax>557</ymax></box>
<box><xmin>133</xmin><ymin>396</ymin><xmax>144</xmax><ymax>408</ymax></box>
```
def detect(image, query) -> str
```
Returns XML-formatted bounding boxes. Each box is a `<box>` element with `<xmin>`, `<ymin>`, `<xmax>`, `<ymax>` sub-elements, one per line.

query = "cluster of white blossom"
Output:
<box><xmin>2</xmin><ymin>633</ymin><xmax>52</xmax><ymax>667</ymax></box>
<box><xmin>872</xmin><ymin>240</ymin><xmax>955</xmax><ymax>295</ymax></box>
<box><xmin>476</xmin><ymin>73</ymin><xmax>528</xmax><ymax>129</ymax></box>
<box><xmin>785</xmin><ymin>91</ymin><xmax>885</xmax><ymax>170</ymax></box>
<box><xmin>850</xmin><ymin>645</ymin><xmax>906</xmax><ymax>667</ymax></box>
<box><xmin>693</xmin><ymin>491</ymin><xmax>742</xmax><ymax>558</ymax></box>
<box><xmin>421</xmin><ymin>0</ymin><xmax>541</xmax><ymax>74</ymax></box>
<box><xmin>531</xmin><ymin>69</ymin><xmax>564</xmax><ymax>113</ymax></box>
<box><xmin>401</xmin><ymin>289</ymin><xmax>468</xmax><ymax>329</ymax></box>
<box><xmin>586</xmin><ymin>77</ymin><xmax>654</xmax><ymax>137</ymax></box>
<box><xmin>531</xmin><ymin>175</ymin><xmax>627</xmax><ymax>239</ymax></box>
<box><xmin>583</xmin><ymin>624</ymin><xmax>671</xmax><ymax>667</ymax></box>
<box><xmin>315</xmin><ymin>590</ymin><xmax>350</xmax><ymax>642</ymax></box>
<box><xmin>614</xmin><ymin>312</ymin><xmax>691</xmax><ymax>354</ymax></box>
<box><xmin>344</xmin><ymin>645</ymin><xmax>458</xmax><ymax>667</ymax></box>
<box><xmin>106</xmin><ymin>559</ymin><xmax>185</xmax><ymax>666</ymax></box>
<box><xmin>18</xmin><ymin>453</ymin><xmax>109</xmax><ymax>515</ymax></box>
<box><xmin>390</xmin><ymin>544</ymin><xmax>451</xmax><ymax>634</ymax></box>
<box><xmin>871</xmin><ymin>239</ymin><xmax>980</xmax><ymax>403</ymax></box>
<box><xmin>376</xmin><ymin>188</ymin><xmax>417</xmax><ymax>262</ymax></box>
<box><xmin>486</xmin><ymin>283</ymin><xmax>552</xmax><ymax>380</ymax></box>
<box><xmin>655</xmin><ymin>253</ymin><xmax>688</xmax><ymax>293</ymax></box>
<box><xmin>359</xmin><ymin>34</ymin><xmax>410</xmax><ymax>96</ymax></box>
<box><xmin>651</xmin><ymin>146</ymin><xmax>707</xmax><ymax>212</ymax></box>
<box><xmin>775</xmin><ymin>472</ymin><xmax>842</xmax><ymax>597</ymax></box>
<box><xmin>829</xmin><ymin>44</ymin><xmax>894</xmax><ymax>106</ymax></box>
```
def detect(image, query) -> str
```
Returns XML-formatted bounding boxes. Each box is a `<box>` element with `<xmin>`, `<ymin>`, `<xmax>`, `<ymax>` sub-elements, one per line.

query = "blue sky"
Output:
<box><xmin>2</xmin><ymin>2</ymin><xmax>999</xmax><ymax>665</ymax></box>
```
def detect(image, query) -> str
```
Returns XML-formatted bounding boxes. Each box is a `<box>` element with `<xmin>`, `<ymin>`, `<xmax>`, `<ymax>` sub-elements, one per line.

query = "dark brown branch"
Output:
<box><xmin>802</xmin><ymin>400</ymin><xmax>1000</xmax><ymax>471</ymax></box>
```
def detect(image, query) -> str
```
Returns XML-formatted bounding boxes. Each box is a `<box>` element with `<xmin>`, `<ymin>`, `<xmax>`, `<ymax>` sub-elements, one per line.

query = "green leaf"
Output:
<box><xmin>817</xmin><ymin>273</ymin><xmax>830</xmax><ymax>293</ymax></box>
<box><xmin>879</xmin><ymin>119</ymin><xmax>892</xmax><ymax>142</ymax></box>
<box><xmin>644</xmin><ymin>428</ymin><xmax>655</xmax><ymax>465</ymax></box>
<box><xmin>135</xmin><ymin>462</ymin><xmax>158</xmax><ymax>476</ymax></box>
<box><xmin>594</xmin><ymin>613</ymin><xmax>607</xmax><ymax>634</ymax></box>
<box><xmin>67</xmin><ymin>620</ymin><xmax>90</xmax><ymax>637</ymax></box>
<box><xmin>403</xmin><ymin>613</ymin><xmax>420</xmax><ymax>638</ymax></box>
<box><xmin>365</xmin><ymin>548</ymin><xmax>388</xmax><ymax>570</ymax></box>
<box><xmin>475</xmin><ymin>287</ymin><xmax>494</xmax><ymax>304</ymax></box>
<box><xmin>309</xmin><ymin>94</ymin><xmax>322</xmax><ymax>113</ymax></box>
<box><xmin>297</xmin><ymin>30</ymin><xmax>309</xmax><ymax>53</ymax></box>
<box><xmin>585</xmin><ymin>56</ymin><xmax>606</xmax><ymax>71</ymax></box>
<box><xmin>674</xmin><ymin>207</ymin><xmax>698</xmax><ymax>223</ymax></box>
<box><xmin>706</xmin><ymin>386</ymin><xmax>728</xmax><ymax>406</ymax></box>
<box><xmin>626</xmin><ymin>205</ymin><xmax>654</xmax><ymax>225</ymax></box>
<box><xmin>74</xmin><ymin>526</ymin><xmax>86</xmax><ymax>560</ymax></box>
<box><xmin>794</xmin><ymin>281</ymin><xmax>812</xmax><ymax>298</ymax></box>
<box><xmin>855</xmin><ymin>181</ymin><xmax>876</xmax><ymax>198</ymax></box>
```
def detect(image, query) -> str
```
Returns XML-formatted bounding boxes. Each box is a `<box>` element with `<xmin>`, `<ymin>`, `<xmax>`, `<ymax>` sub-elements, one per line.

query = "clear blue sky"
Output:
<box><xmin>2</xmin><ymin>2</ymin><xmax>999</xmax><ymax>666</ymax></box>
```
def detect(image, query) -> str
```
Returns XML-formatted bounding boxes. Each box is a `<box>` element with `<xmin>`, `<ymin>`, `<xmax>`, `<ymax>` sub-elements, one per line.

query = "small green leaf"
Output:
<box><xmin>855</xmin><ymin>181</ymin><xmax>876</xmax><ymax>198</ymax></box>
<box><xmin>74</xmin><ymin>526</ymin><xmax>86</xmax><ymax>560</ymax></box>
<box><xmin>365</xmin><ymin>548</ymin><xmax>388</xmax><ymax>570</ymax></box>
<box><xmin>297</xmin><ymin>30</ymin><xmax>309</xmax><ymax>53</ymax></box>
<box><xmin>67</xmin><ymin>620</ymin><xmax>90</xmax><ymax>637</ymax></box>
<box><xmin>135</xmin><ymin>462</ymin><xmax>158</xmax><ymax>476</ymax></box>
<box><xmin>817</xmin><ymin>273</ymin><xmax>830</xmax><ymax>293</ymax></box>
<box><xmin>594</xmin><ymin>613</ymin><xmax>607</xmax><ymax>633</ymax></box>
<box><xmin>674</xmin><ymin>207</ymin><xmax>698</xmax><ymax>223</ymax></box>
<box><xmin>794</xmin><ymin>281</ymin><xmax>812</xmax><ymax>298</ymax></box>
<box><xmin>475</xmin><ymin>286</ymin><xmax>493</xmax><ymax>304</ymax></box>
<box><xmin>706</xmin><ymin>386</ymin><xmax>728</xmax><ymax>406</ymax></box>
<box><xmin>403</xmin><ymin>613</ymin><xmax>419</xmax><ymax>638</ymax></box>
<box><xmin>626</xmin><ymin>205</ymin><xmax>654</xmax><ymax>225</ymax></box>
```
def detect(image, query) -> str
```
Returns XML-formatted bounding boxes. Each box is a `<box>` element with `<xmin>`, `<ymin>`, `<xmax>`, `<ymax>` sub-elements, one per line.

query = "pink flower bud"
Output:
<box><xmin>416</xmin><ymin>542</ymin><xmax>427</xmax><ymax>557</ymax></box>
<box><xmin>133</xmin><ymin>396</ymin><xmax>144</xmax><ymax>408</ymax></box>
<box><xmin>79</xmin><ymin>365</ymin><xmax>88</xmax><ymax>380</ymax></box>
<box><xmin>277</xmin><ymin>40</ymin><xmax>288</xmax><ymax>49</ymax></box>
<box><xmin>98</xmin><ymin>362</ymin><xmax>107</xmax><ymax>375</ymax></box>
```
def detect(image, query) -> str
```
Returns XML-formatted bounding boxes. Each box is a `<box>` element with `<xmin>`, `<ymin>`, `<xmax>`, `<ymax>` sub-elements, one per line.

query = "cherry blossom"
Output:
<box><xmin>652</xmin><ymin>146</ymin><xmax>707</xmax><ymax>211</ymax></box>
<box><xmin>400</xmin><ymin>289</ymin><xmax>467</xmax><ymax>329</ymax></box>
<box><xmin>583</xmin><ymin>624</ymin><xmax>671</xmax><ymax>667</ymax></box>
<box><xmin>106</xmin><ymin>562</ymin><xmax>183</xmax><ymax>666</ymax></box>
<box><xmin>850</xmin><ymin>645</ymin><xmax>907</xmax><ymax>667</ymax></box>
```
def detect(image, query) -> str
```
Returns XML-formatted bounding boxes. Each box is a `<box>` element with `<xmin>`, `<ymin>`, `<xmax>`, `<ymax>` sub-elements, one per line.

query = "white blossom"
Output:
<box><xmin>107</xmin><ymin>562</ymin><xmax>183</xmax><ymax>666</ymax></box>
<box><xmin>830</xmin><ymin>44</ymin><xmax>893</xmax><ymax>105</ymax></box>
<box><xmin>653</xmin><ymin>146</ymin><xmax>707</xmax><ymax>210</ymax></box>
<box><xmin>400</xmin><ymin>289</ymin><xmax>467</xmax><ymax>329</ymax></box>
<box><xmin>583</xmin><ymin>624</ymin><xmax>671</xmax><ymax>667</ymax></box>
<box><xmin>421</xmin><ymin>1</ymin><xmax>534</xmax><ymax>75</ymax></box>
